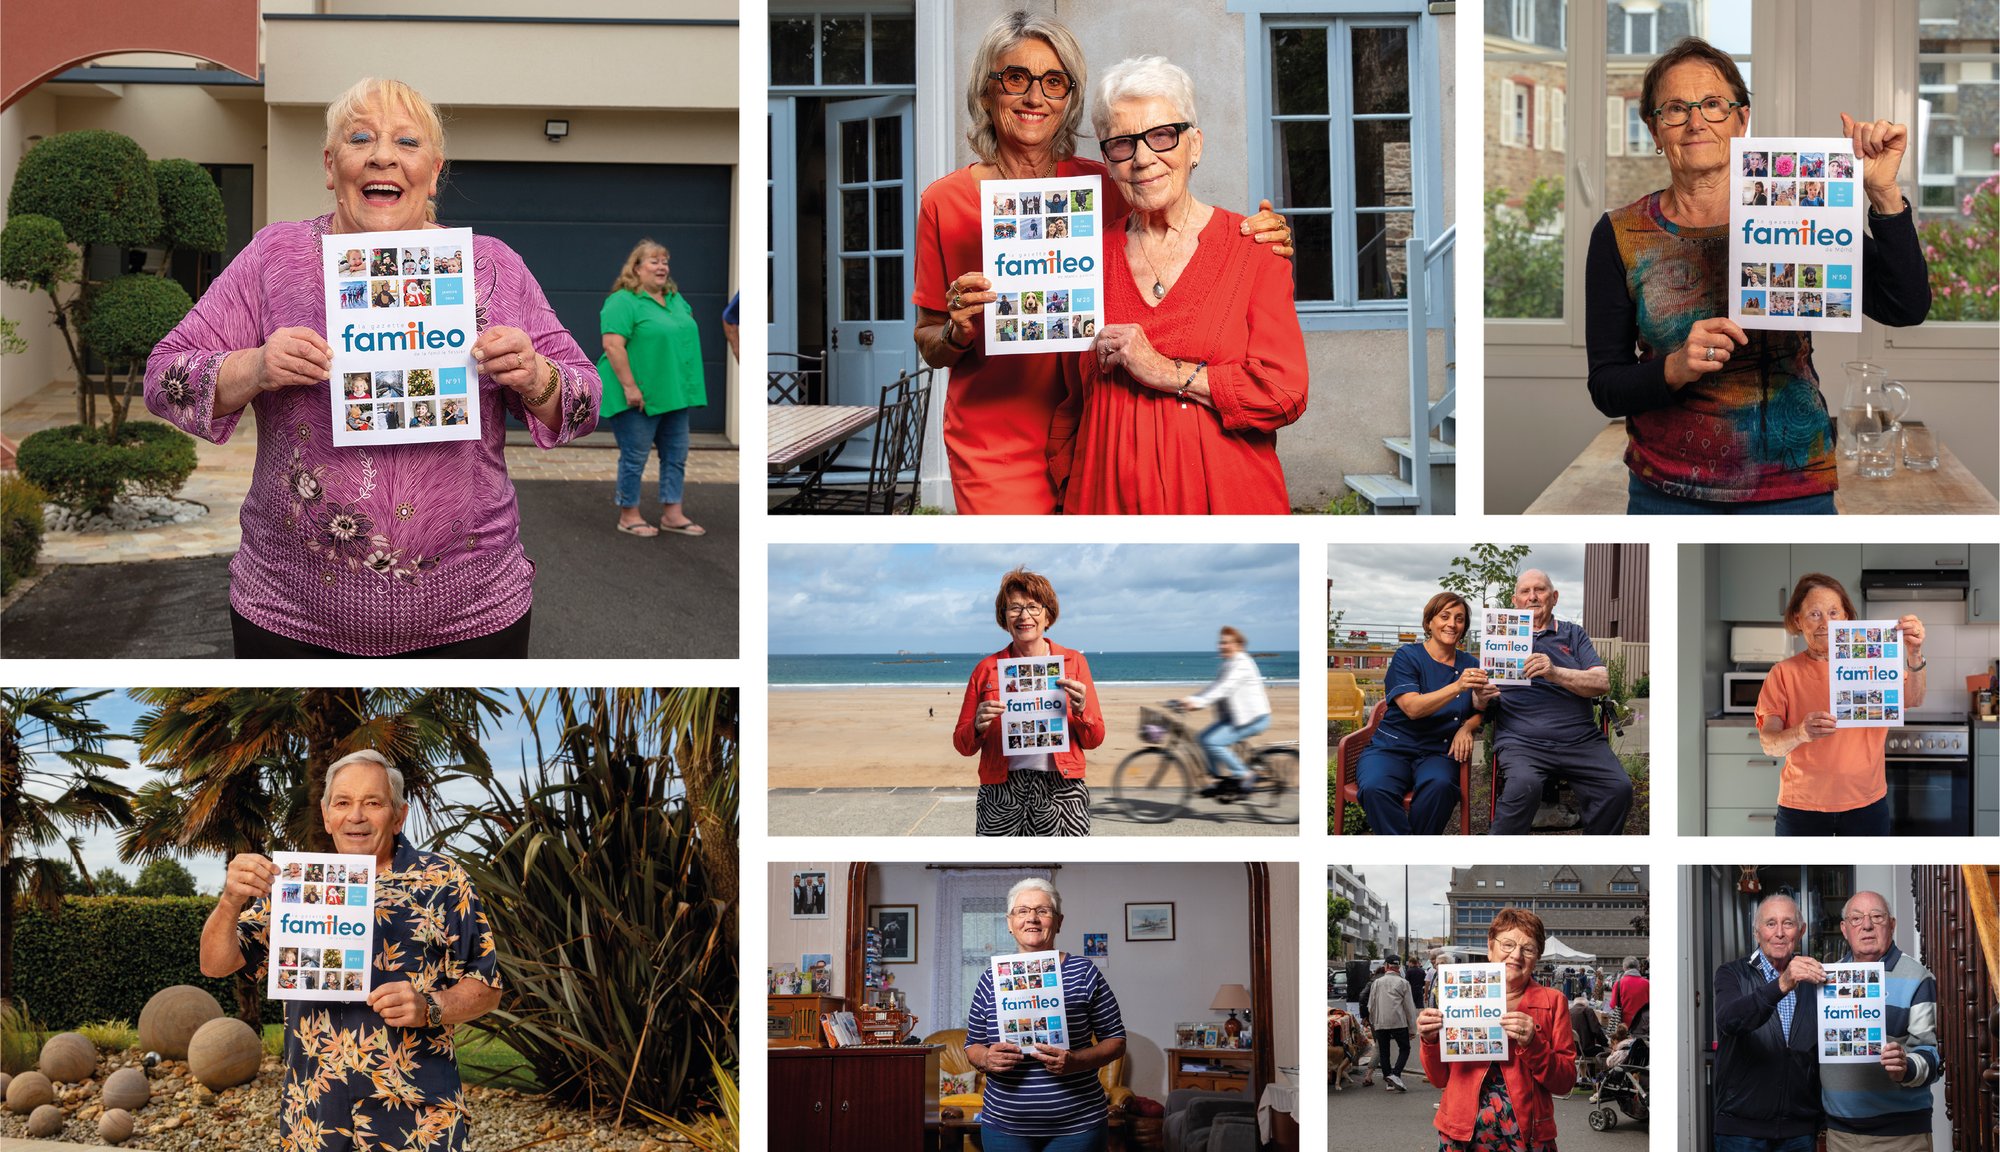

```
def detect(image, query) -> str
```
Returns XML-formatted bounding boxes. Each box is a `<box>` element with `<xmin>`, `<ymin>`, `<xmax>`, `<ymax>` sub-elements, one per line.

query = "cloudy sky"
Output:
<box><xmin>1346</xmin><ymin>864</ymin><xmax>1456</xmax><ymax>944</ymax></box>
<box><xmin>1326</xmin><ymin>543</ymin><xmax>1589</xmax><ymax>632</ymax></box>
<box><xmin>768</xmin><ymin>544</ymin><xmax>1300</xmax><ymax>653</ymax></box>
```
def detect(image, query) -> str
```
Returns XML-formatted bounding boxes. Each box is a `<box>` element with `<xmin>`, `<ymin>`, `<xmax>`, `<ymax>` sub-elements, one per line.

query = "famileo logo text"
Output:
<box><xmin>340</xmin><ymin>321</ymin><xmax>469</xmax><ymax>353</ymax></box>
<box><xmin>991</xmin><ymin>249</ymin><xmax>1095</xmax><ymax>278</ymax></box>
<box><xmin>1740</xmin><ymin>218</ymin><xmax>1855</xmax><ymax>247</ymax></box>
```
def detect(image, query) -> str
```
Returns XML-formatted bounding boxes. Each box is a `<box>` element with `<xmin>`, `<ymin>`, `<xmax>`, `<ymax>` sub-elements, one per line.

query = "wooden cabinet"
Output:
<box><xmin>1166</xmin><ymin>1046</ymin><xmax>1252</xmax><ymax>1093</ymax></box>
<box><xmin>767</xmin><ymin>994</ymin><xmax>845</xmax><ymax>1047</ymax></box>
<box><xmin>769</xmin><ymin>1045</ymin><xmax>941</xmax><ymax>1152</ymax></box>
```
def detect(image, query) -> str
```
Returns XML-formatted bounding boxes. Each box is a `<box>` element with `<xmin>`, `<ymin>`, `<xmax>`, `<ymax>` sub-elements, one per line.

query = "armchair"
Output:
<box><xmin>1163</xmin><ymin>1088</ymin><xmax>1256</xmax><ymax>1152</ymax></box>
<box><xmin>922</xmin><ymin>1028</ymin><xmax>1132</xmax><ymax>1118</ymax></box>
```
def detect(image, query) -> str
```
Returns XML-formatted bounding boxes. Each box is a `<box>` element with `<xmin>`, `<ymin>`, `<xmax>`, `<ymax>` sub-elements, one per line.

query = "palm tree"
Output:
<box><xmin>123</xmin><ymin>687</ymin><xmax>505</xmax><ymax>1020</ymax></box>
<box><xmin>651</xmin><ymin>688</ymin><xmax>737</xmax><ymax>944</ymax></box>
<box><xmin>0</xmin><ymin>688</ymin><xmax>133</xmax><ymax>1003</ymax></box>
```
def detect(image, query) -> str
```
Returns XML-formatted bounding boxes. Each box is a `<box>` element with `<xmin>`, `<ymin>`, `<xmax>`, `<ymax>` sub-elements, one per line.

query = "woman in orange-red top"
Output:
<box><xmin>1051</xmin><ymin>56</ymin><xmax>1308</xmax><ymax>515</ymax></box>
<box><xmin>1418</xmin><ymin>908</ymin><xmax>1576</xmax><ymax>1152</ymax></box>
<box><xmin>952</xmin><ymin>566</ymin><xmax>1106</xmax><ymax>836</ymax></box>
<box><xmin>1755</xmin><ymin>572</ymin><xmax>1927</xmax><ymax>836</ymax></box>
<box><xmin>914</xmin><ymin>13</ymin><xmax>1290</xmax><ymax>514</ymax></box>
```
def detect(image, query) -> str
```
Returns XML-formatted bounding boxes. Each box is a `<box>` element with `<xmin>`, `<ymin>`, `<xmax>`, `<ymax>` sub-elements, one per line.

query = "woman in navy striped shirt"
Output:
<box><xmin>966</xmin><ymin>877</ymin><xmax>1129</xmax><ymax>1151</ymax></box>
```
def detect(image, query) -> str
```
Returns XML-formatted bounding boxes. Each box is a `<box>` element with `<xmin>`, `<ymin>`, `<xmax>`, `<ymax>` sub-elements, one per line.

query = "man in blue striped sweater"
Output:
<box><xmin>1824</xmin><ymin>890</ymin><xmax>1942</xmax><ymax>1152</ymax></box>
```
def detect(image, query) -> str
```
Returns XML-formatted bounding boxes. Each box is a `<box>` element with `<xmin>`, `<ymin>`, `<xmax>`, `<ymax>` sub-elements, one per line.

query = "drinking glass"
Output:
<box><xmin>1856</xmin><ymin>429</ymin><xmax>1897</xmax><ymax>478</ymax></box>
<box><xmin>1901</xmin><ymin>424</ymin><xmax>1939</xmax><ymax>471</ymax></box>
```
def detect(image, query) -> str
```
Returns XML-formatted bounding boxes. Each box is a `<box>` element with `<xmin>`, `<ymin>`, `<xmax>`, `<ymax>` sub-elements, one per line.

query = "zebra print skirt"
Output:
<box><xmin>975</xmin><ymin>771</ymin><xmax>1092</xmax><ymax>836</ymax></box>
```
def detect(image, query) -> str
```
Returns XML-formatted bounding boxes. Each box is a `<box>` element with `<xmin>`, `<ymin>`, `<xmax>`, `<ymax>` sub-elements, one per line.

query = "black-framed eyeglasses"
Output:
<box><xmin>989</xmin><ymin>67</ymin><xmax>1074</xmax><ymax>99</ymax></box>
<box><xmin>1650</xmin><ymin>96</ymin><xmax>1748</xmax><ymax>127</ymax></box>
<box><xmin>1099</xmin><ymin>122</ymin><xmax>1193</xmax><ymax>164</ymax></box>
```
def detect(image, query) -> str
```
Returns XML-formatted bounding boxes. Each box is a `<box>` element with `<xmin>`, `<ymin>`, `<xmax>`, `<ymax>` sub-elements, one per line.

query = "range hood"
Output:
<box><xmin>1861</xmin><ymin>568</ymin><xmax>1969</xmax><ymax>602</ymax></box>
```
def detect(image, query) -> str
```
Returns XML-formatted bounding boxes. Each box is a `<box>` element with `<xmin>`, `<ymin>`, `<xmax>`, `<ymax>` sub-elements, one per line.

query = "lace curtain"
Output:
<box><xmin>933</xmin><ymin>867</ymin><xmax>1053</xmax><ymax>1035</ymax></box>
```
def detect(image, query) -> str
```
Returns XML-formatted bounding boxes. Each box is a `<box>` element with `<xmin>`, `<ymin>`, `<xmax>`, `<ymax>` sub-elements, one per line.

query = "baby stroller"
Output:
<box><xmin>1589</xmin><ymin>1035</ymin><xmax>1649</xmax><ymax>1130</ymax></box>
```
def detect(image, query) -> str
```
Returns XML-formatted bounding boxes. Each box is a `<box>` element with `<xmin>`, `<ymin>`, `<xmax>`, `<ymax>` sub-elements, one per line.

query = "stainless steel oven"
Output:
<box><xmin>1884</xmin><ymin>722</ymin><xmax>1973</xmax><ymax>836</ymax></box>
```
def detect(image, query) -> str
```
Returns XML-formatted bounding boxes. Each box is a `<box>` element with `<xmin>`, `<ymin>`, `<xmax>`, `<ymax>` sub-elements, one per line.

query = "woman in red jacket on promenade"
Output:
<box><xmin>953</xmin><ymin>566</ymin><xmax>1106</xmax><ymax>836</ymax></box>
<box><xmin>1418</xmin><ymin>909</ymin><xmax>1578</xmax><ymax>1152</ymax></box>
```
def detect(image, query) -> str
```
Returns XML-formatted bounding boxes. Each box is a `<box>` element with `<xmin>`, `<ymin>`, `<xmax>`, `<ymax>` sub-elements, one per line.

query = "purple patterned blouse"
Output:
<box><xmin>145</xmin><ymin>215</ymin><xmax>599</xmax><ymax>655</ymax></box>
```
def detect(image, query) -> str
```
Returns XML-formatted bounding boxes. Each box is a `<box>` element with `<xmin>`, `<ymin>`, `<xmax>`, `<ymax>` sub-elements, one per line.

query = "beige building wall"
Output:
<box><xmin>2</xmin><ymin>93</ymin><xmax>62</xmax><ymax>410</ymax></box>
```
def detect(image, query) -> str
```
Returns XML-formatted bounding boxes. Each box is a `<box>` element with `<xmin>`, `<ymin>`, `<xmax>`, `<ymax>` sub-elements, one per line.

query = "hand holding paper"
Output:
<box><xmin>222</xmin><ymin>853</ymin><xmax>278</xmax><ymax>910</ymax></box>
<box><xmin>1780</xmin><ymin>954</ymin><xmax>1825</xmax><ymax>993</ymax></box>
<box><xmin>253</xmin><ymin>328</ymin><xmax>333</xmax><ymax>390</ymax></box>
<box><xmin>1499</xmin><ymin>1011</ymin><xmax>1538</xmax><ymax>1045</ymax></box>
<box><xmin>1666</xmin><ymin>316</ymin><xmax>1749</xmax><ymax>386</ymax></box>
<box><xmin>367</xmin><ymin>981</ymin><xmax>427</xmax><ymax>1028</ymax></box>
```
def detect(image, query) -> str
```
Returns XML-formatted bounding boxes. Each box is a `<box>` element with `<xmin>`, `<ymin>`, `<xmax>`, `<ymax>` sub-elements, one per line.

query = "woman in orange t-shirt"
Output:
<box><xmin>1754</xmin><ymin>572</ymin><xmax>1927</xmax><ymax>836</ymax></box>
<box><xmin>913</xmin><ymin>12</ymin><xmax>1289</xmax><ymax>514</ymax></box>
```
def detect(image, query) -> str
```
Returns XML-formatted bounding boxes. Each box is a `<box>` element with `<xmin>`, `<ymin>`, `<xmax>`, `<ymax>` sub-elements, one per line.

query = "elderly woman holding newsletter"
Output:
<box><xmin>1418</xmin><ymin>908</ymin><xmax>1577</xmax><ymax>1152</ymax></box>
<box><xmin>1584</xmin><ymin>36</ymin><xmax>1930</xmax><ymax>514</ymax></box>
<box><xmin>1755</xmin><ymin>572</ymin><xmax>1927</xmax><ymax>836</ymax></box>
<box><xmin>1355</xmin><ymin>592</ymin><xmax>1490</xmax><ymax>835</ymax></box>
<box><xmin>1050</xmin><ymin>56</ymin><xmax>1308</xmax><ymax>515</ymax></box>
<box><xmin>914</xmin><ymin>12</ymin><xmax>1291</xmax><ymax>514</ymax></box>
<box><xmin>146</xmin><ymin>77</ymin><xmax>598</xmax><ymax>657</ymax></box>
<box><xmin>966</xmin><ymin>877</ymin><xmax>1128</xmax><ymax>1152</ymax></box>
<box><xmin>953</xmin><ymin>567</ymin><xmax>1106</xmax><ymax>837</ymax></box>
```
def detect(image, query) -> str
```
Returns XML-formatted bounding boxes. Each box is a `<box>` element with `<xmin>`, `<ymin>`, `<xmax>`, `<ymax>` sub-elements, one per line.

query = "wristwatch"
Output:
<box><xmin>424</xmin><ymin>992</ymin><xmax>443</xmax><ymax>1029</ymax></box>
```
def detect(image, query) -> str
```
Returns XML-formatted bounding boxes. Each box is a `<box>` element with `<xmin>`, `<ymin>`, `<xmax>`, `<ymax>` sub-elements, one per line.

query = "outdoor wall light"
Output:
<box><xmin>544</xmin><ymin>119</ymin><xmax>570</xmax><ymax>142</ymax></box>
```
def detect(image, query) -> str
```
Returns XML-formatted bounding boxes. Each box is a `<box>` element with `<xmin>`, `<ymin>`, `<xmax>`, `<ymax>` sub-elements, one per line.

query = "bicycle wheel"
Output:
<box><xmin>1110</xmin><ymin>747</ymin><xmax>1189</xmax><ymax>824</ymax></box>
<box><xmin>1240</xmin><ymin>747</ymin><xmax>1299</xmax><ymax>820</ymax></box>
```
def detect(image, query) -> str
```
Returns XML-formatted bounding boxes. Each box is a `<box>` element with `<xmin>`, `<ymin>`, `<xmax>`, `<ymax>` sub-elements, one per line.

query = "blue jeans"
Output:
<box><xmin>1354</xmin><ymin>745</ymin><xmax>1460</xmax><ymax>835</ymax></box>
<box><xmin>1716</xmin><ymin>1133</ymin><xmax>1817</xmax><ymax>1152</ymax></box>
<box><xmin>1775</xmin><ymin>796</ymin><xmax>1892</xmax><ymax>836</ymax></box>
<box><xmin>980</xmin><ymin>1125</ymin><xmax>1108</xmax><ymax>1152</ymax></box>
<box><xmin>1199</xmin><ymin>714</ymin><xmax>1270</xmax><ymax>781</ymax></box>
<box><xmin>609</xmin><ymin>406</ymin><xmax>691</xmax><ymax>508</ymax></box>
<box><xmin>1627</xmin><ymin>474</ymin><xmax>1837</xmax><ymax>515</ymax></box>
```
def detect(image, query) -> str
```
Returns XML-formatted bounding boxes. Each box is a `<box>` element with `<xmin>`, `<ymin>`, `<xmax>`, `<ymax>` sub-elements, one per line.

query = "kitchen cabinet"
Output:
<box><xmin>769</xmin><ymin>1045</ymin><xmax>941</xmax><ymax>1152</ymax></box>
<box><xmin>1862</xmin><ymin>543</ymin><xmax>1968</xmax><ymax>570</ymax></box>
<box><xmin>1971</xmin><ymin>546</ymin><xmax>1999</xmax><ymax>624</ymax></box>
<box><xmin>1720</xmin><ymin>546</ymin><xmax>1792</xmax><ymax>623</ymax></box>
<box><xmin>1706</xmin><ymin>724</ymin><xmax>1780</xmax><ymax>835</ymax></box>
<box><xmin>1976</xmin><ymin>726</ymin><xmax>1998</xmax><ymax>837</ymax></box>
<box><xmin>1790</xmin><ymin>545</ymin><xmax>1861</xmax><ymax>613</ymax></box>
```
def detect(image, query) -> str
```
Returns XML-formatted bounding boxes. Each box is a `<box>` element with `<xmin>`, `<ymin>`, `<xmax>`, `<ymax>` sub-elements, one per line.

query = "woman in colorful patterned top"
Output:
<box><xmin>1584</xmin><ymin>37</ymin><xmax>1930</xmax><ymax>514</ymax></box>
<box><xmin>145</xmin><ymin>77</ymin><xmax>599</xmax><ymax>656</ymax></box>
<box><xmin>200</xmin><ymin>751</ymin><xmax>502</xmax><ymax>1151</ymax></box>
<box><xmin>965</xmin><ymin>877</ymin><xmax>1127</xmax><ymax>1152</ymax></box>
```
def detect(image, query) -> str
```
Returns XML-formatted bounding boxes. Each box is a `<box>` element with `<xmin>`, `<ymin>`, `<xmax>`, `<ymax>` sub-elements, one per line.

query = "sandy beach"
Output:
<box><xmin>768</xmin><ymin>683</ymin><xmax>1303</xmax><ymax>789</ymax></box>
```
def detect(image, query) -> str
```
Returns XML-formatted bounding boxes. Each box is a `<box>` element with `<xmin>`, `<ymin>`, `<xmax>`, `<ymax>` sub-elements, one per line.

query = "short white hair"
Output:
<box><xmin>1091</xmin><ymin>56</ymin><xmax>1199</xmax><ymax>139</ymax></box>
<box><xmin>323</xmin><ymin>750</ymin><xmax>407</xmax><ymax>809</ymax></box>
<box><xmin>1008</xmin><ymin>876</ymin><xmax>1062</xmax><ymax>918</ymax></box>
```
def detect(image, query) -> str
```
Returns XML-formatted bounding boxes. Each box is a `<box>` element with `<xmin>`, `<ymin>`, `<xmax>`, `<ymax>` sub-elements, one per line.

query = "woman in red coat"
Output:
<box><xmin>952</xmin><ymin>566</ymin><xmax>1105</xmax><ymax>835</ymax></box>
<box><xmin>1418</xmin><ymin>909</ymin><xmax>1577</xmax><ymax>1152</ymax></box>
<box><xmin>1050</xmin><ymin>56</ymin><xmax>1308</xmax><ymax>515</ymax></box>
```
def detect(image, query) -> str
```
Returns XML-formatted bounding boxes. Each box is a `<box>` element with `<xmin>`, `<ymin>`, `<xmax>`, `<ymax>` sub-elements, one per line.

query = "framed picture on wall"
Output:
<box><xmin>871</xmin><ymin>904</ymin><xmax>918</xmax><ymax>963</ymax></box>
<box><xmin>1125</xmin><ymin>901</ymin><xmax>1175</xmax><ymax>941</ymax></box>
<box><xmin>791</xmin><ymin>870</ymin><xmax>829</xmax><ymax>919</ymax></box>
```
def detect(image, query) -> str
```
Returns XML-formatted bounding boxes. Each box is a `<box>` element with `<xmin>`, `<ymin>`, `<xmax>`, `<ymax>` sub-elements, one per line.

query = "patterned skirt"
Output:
<box><xmin>1440</xmin><ymin>1064</ymin><xmax>1556</xmax><ymax>1152</ymax></box>
<box><xmin>976</xmin><ymin>771</ymin><xmax>1091</xmax><ymax>836</ymax></box>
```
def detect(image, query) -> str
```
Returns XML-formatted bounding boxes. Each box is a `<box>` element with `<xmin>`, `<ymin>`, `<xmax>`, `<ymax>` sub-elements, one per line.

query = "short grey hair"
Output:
<box><xmin>323</xmin><ymin>750</ymin><xmax>407</xmax><ymax>810</ymax></box>
<box><xmin>1755</xmin><ymin>892</ymin><xmax>1801</xmax><ymax>921</ymax></box>
<box><xmin>1007</xmin><ymin>876</ymin><xmax>1062</xmax><ymax>919</ymax></box>
<box><xmin>1091</xmin><ymin>56</ymin><xmax>1199</xmax><ymax>139</ymax></box>
<box><xmin>964</xmin><ymin>11</ymin><xmax>1089</xmax><ymax>165</ymax></box>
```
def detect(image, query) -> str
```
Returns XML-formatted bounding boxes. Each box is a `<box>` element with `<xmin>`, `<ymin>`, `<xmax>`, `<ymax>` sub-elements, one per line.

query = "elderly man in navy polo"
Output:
<box><xmin>1474</xmin><ymin>569</ymin><xmax>1634</xmax><ymax>835</ymax></box>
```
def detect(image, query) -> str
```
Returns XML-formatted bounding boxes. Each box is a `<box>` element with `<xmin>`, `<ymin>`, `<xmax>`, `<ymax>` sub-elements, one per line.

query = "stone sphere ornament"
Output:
<box><xmin>100</xmin><ymin>1107</ymin><xmax>135</xmax><ymax>1144</ymax></box>
<box><xmin>102</xmin><ymin>1065</ymin><xmax>151</xmax><ymax>1111</ymax></box>
<box><xmin>26</xmin><ymin>1102</ymin><xmax>64</xmax><ymax>1137</ymax></box>
<box><xmin>38</xmin><ymin>1031</ymin><xmax>98</xmax><ymax>1082</ymax></box>
<box><xmin>138</xmin><ymin>985</ymin><xmax>223</xmax><ymax>1059</ymax></box>
<box><xmin>186</xmin><ymin>1017</ymin><xmax>261</xmax><ymax>1090</ymax></box>
<box><xmin>4</xmin><ymin>1069</ymin><xmax>54</xmax><ymax>1113</ymax></box>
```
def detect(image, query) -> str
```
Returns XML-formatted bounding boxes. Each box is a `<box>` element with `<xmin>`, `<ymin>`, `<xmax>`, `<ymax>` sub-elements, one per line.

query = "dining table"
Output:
<box><xmin>768</xmin><ymin>403</ymin><xmax>877</xmax><ymax>476</ymax></box>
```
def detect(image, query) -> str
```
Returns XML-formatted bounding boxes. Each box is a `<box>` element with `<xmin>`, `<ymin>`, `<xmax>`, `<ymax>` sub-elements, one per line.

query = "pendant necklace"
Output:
<box><xmin>1130</xmin><ymin>202</ymin><xmax>1186</xmax><ymax>300</ymax></box>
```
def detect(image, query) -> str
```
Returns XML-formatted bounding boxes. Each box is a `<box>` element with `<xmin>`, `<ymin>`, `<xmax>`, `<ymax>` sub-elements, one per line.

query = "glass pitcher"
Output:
<box><xmin>1839</xmin><ymin>361</ymin><xmax>1910</xmax><ymax>459</ymax></box>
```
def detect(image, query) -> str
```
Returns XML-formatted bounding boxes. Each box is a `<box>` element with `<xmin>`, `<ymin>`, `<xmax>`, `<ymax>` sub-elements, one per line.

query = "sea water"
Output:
<box><xmin>769</xmin><ymin>651</ymin><xmax>1301</xmax><ymax>687</ymax></box>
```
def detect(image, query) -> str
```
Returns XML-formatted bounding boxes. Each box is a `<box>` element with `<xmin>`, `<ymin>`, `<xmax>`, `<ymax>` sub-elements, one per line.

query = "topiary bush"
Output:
<box><xmin>150</xmin><ymin>159</ymin><xmax>227</xmax><ymax>258</ymax></box>
<box><xmin>6</xmin><ymin>130</ymin><xmax>161</xmax><ymax>250</ymax></box>
<box><xmin>16</xmin><ymin>422</ymin><xmax>198</xmax><ymax>517</ymax></box>
<box><xmin>0</xmin><ymin>214</ymin><xmax>75</xmax><ymax>292</ymax></box>
<box><xmin>11</xmin><ymin>897</ymin><xmax>282</xmax><ymax>1031</ymax></box>
<box><xmin>82</xmin><ymin>275</ymin><xmax>193</xmax><ymax>368</ymax></box>
<box><xmin>1</xmin><ymin>475</ymin><xmax>48</xmax><ymax>594</ymax></box>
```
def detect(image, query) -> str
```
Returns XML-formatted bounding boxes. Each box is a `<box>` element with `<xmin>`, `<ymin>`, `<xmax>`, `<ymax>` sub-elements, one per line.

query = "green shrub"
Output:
<box><xmin>17</xmin><ymin>422</ymin><xmax>197</xmax><ymax>516</ymax></box>
<box><xmin>0</xmin><ymin>213</ymin><xmax>75</xmax><ymax>291</ymax></box>
<box><xmin>1</xmin><ymin>475</ymin><xmax>48</xmax><ymax>594</ymax></box>
<box><xmin>150</xmin><ymin>159</ymin><xmax>227</xmax><ymax>257</ymax></box>
<box><xmin>11</xmin><ymin>896</ymin><xmax>282</xmax><ymax>1030</ymax></box>
<box><xmin>0</xmin><ymin>1001</ymin><xmax>47</xmax><ymax>1074</ymax></box>
<box><xmin>7</xmin><ymin>130</ymin><xmax>161</xmax><ymax>249</ymax></box>
<box><xmin>77</xmin><ymin>1018</ymin><xmax>140</xmax><ymax>1052</ymax></box>
<box><xmin>80</xmin><ymin>274</ymin><xmax>192</xmax><ymax>367</ymax></box>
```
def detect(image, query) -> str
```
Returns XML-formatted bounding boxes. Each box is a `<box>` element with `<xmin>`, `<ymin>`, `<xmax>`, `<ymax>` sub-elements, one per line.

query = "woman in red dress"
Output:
<box><xmin>1051</xmin><ymin>56</ymin><xmax>1308</xmax><ymax>515</ymax></box>
<box><xmin>913</xmin><ymin>14</ymin><xmax>1290</xmax><ymax>514</ymax></box>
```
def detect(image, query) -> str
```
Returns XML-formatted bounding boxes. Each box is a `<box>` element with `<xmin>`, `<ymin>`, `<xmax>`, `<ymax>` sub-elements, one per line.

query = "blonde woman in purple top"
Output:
<box><xmin>145</xmin><ymin>78</ymin><xmax>599</xmax><ymax>656</ymax></box>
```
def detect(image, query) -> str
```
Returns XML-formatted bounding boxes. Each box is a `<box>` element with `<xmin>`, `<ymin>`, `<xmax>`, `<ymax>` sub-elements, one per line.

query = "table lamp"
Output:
<box><xmin>1210</xmin><ymin>983</ymin><xmax>1252</xmax><ymax>1046</ymax></box>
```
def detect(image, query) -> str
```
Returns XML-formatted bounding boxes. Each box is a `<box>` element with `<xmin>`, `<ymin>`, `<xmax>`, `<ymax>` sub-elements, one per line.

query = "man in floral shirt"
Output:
<box><xmin>200</xmin><ymin>751</ymin><xmax>503</xmax><ymax>1150</ymax></box>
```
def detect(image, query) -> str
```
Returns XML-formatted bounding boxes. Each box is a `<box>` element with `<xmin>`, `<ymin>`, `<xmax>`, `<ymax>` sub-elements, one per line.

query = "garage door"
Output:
<box><xmin>437</xmin><ymin>161</ymin><xmax>733</xmax><ymax>434</ymax></box>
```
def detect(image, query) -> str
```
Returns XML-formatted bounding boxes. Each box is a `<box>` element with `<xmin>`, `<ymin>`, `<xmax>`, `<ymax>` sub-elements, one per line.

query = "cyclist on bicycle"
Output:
<box><xmin>1178</xmin><ymin>626</ymin><xmax>1272</xmax><ymax>800</ymax></box>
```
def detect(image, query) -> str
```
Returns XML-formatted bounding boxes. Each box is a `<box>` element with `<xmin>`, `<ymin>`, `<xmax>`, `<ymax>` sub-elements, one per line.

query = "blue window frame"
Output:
<box><xmin>1234</xmin><ymin>0</ymin><xmax>1444</xmax><ymax>331</ymax></box>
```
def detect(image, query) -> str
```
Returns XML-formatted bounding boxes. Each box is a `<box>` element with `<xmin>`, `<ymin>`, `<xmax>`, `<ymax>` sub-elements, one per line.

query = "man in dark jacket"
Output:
<box><xmin>1715</xmin><ymin>893</ymin><xmax>1825</xmax><ymax>1152</ymax></box>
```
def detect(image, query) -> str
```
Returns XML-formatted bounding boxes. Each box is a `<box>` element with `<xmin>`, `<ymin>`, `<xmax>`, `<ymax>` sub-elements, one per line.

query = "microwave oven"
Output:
<box><xmin>1722</xmin><ymin>672</ymin><xmax>1768</xmax><ymax>714</ymax></box>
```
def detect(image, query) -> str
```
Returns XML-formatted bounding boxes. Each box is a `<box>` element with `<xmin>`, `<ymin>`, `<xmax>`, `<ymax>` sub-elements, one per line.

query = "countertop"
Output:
<box><xmin>1706</xmin><ymin>715</ymin><xmax>1759</xmax><ymax>727</ymax></box>
<box><xmin>1525</xmin><ymin>421</ymin><xmax>1999</xmax><ymax>515</ymax></box>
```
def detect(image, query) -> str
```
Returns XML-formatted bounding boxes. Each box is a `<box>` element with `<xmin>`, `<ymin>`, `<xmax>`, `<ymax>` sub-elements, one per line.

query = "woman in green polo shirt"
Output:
<box><xmin>598</xmin><ymin>239</ymin><xmax>707</xmax><ymax>536</ymax></box>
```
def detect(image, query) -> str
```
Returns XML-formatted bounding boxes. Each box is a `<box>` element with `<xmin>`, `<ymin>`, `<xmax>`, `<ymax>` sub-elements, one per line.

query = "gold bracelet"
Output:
<box><xmin>525</xmin><ymin>358</ymin><xmax>560</xmax><ymax>406</ymax></box>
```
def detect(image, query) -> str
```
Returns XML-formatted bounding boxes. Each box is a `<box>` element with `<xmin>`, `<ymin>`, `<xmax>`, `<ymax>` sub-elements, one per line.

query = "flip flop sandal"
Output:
<box><xmin>659</xmin><ymin>521</ymin><xmax>706</xmax><ymax>536</ymax></box>
<box><xmin>616</xmin><ymin>522</ymin><xmax>660</xmax><ymax>537</ymax></box>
